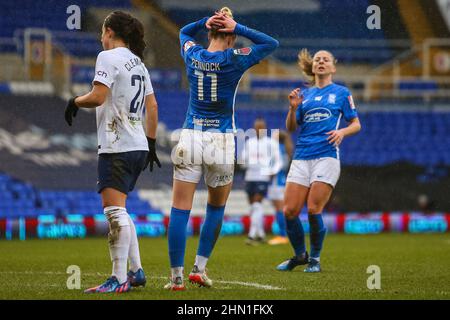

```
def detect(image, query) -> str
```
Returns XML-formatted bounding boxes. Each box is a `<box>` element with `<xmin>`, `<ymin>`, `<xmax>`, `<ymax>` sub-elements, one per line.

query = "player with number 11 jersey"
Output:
<box><xmin>165</xmin><ymin>7</ymin><xmax>279</xmax><ymax>290</ymax></box>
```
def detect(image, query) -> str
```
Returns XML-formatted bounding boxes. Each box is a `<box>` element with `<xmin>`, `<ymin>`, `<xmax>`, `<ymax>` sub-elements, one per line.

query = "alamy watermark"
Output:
<box><xmin>170</xmin><ymin>127</ymin><xmax>281</xmax><ymax>176</ymax></box>
<box><xmin>366</xmin><ymin>5</ymin><xmax>381</xmax><ymax>30</ymax></box>
<box><xmin>66</xmin><ymin>265</ymin><xmax>81</xmax><ymax>289</ymax></box>
<box><xmin>366</xmin><ymin>265</ymin><xmax>381</xmax><ymax>290</ymax></box>
<box><xmin>66</xmin><ymin>5</ymin><xmax>81</xmax><ymax>30</ymax></box>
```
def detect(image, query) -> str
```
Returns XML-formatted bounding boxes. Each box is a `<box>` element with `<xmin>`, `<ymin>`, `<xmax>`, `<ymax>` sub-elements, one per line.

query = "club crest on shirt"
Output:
<box><xmin>183</xmin><ymin>41</ymin><xmax>196</xmax><ymax>52</ymax></box>
<box><xmin>233</xmin><ymin>47</ymin><xmax>252</xmax><ymax>55</ymax></box>
<box><xmin>328</xmin><ymin>94</ymin><xmax>336</xmax><ymax>104</ymax></box>
<box><xmin>348</xmin><ymin>95</ymin><xmax>356</xmax><ymax>109</ymax></box>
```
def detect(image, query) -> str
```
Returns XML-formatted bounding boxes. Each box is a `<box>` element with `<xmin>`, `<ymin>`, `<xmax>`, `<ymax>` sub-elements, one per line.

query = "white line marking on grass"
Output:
<box><xmin>148</xmin><ymin>276</ymin><xmax>283</xmax><ymax>290</ymax></box>
<box><xmin>0</xmin><ymin>271</ymin><xmax>284</xmax><ymax>291</ymax></box>
<box><xmin>214</xmin><ymin>280</ymin><xmax>284</xmax><ymax>290</ymax></box>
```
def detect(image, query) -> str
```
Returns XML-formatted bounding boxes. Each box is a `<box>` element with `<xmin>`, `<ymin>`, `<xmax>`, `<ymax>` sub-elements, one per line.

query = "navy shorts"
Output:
<box><xmin>97</xmin><ymin>151</ymin><xmax>148</xmax><ymax>194</ymax></box>
<box><xmin>245</xmin><ymin>181</ymin><xmax>269</xmax><ymax>198</ymax></box>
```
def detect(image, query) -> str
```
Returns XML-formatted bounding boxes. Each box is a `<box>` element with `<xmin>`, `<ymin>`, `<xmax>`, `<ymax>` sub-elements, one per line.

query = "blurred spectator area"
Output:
<box><xmin>0</xmin><ymin>0</ymin><xmax>450</xmax><ymax>101</ymax></box>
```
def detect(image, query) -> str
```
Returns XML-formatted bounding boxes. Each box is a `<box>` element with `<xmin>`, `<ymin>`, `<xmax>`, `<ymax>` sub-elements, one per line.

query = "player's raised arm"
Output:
<box><xmin>210</xmin><ymin>13</ymin><xmax>279</xmax><ymax>64</ymax></box>
<box><xmin>179</xmin><ymin>17</ymin><xmax>208</xmax><ymax>56</ymax></box>
<box><xmin>286</xmin><ymin>88</ymin><xmax>302</xmax><ymax>132</ymax></box>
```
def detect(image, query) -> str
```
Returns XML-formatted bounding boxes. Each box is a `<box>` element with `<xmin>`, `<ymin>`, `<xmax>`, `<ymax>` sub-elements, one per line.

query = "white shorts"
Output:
<box><xmin>286</xmin><ymin>157</ymin><xmax>340</xmax><ymax>188</ymax></box>
<box><xmin>173</xmin><ymin>129</ymin><xmax>235</xmax><ymax>188</ymax></box>
<box><xmin>267</xmin><ymin>184</ymin><xmax>285</xmax><ymax>201</ymax></box>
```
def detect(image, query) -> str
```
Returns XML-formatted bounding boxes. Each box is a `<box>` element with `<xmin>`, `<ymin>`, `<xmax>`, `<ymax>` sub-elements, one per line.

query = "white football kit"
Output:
<box><xmin>243</xmin><ymin>136</ymin><xmax>282</xmax><ymax>182</ymax></box>
<box><xmin>173</xmin><ymin>129</ymin><xmax>235</xmax><ymax>187</ymax></box>
<box><xmin>286</xmin><ymin>157</ymin><xmax>341</xmax><ymax>188</ymax></box>
<box><xmin>93</xmin><ymin>47</ymin><xmax>154</xmax><ymax>154</ymax></box>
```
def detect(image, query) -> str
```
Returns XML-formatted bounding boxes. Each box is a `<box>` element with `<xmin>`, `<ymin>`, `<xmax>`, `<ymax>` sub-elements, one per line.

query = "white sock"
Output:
<box><xmin>194</xmin><ymin>255</ymin><xmax>208</xmax><ymax>272</ymax></box>
<box><xmin>255</xmin><ymin>202</ymin><xmax>266</xmax><ymax>238</ymax></box>
<box><xmin>171</xmin><ymin>266</ymin><xmax>184</xmax><ymax>280</ymax></box>
<box><xmin>249</xmin><ymin>202</ymin><xmax>263</xmax><ymax>238</ymax></box>
<box><xmin>128</xmin><ymin>216</ymin><xmax>142</xmax><ymax>273</ymax></box>
<box><xmin>249</xmin><ymin>203</ymin><xmax>259</xmax><ymax>238</ymax></box>
<box><xmin>104</xmin><ymin>206</ymin><xmax>131</xmax><ymax>284</ymax></box>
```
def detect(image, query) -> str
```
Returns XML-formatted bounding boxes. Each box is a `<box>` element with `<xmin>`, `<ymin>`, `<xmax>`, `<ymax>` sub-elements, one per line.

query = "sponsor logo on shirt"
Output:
<box><xmin>314</xmin><ymin>96</ymin><xmax>322</xmax><ymax>101</ymax></box>
<box><xmin>193</xmin><ymin>117</ymin><xmax>220</xmax><ymax>128</ymax></box>
<box><xmin>96</xmin><ymin>70</ymin><xmax>107</xmax><ymax>78</ymax></box>
<box><xmin>233</xmin><ymin>47</ymin><xmax>252</xmax><ymax>55</ymax></box>
<box><xmin>183</xmin><ymin>40</ymin><xmax>196</xmax><ymax>52</ymax></box>
<box><xmin>304</xmin><ymin>107</ymin><xmax>332</xmax><ymax>122</ymax></box>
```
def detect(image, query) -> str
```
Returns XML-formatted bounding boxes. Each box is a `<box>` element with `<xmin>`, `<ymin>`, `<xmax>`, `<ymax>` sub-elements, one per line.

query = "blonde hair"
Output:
<box><xmin>298</xmin><ymin>49</ymin><xmax>337</xmax><ymax>86</ymax></box>
<box><xmin>209</xmin><ymin>7</ymin><xmax>235</xmax><ymax>39</ymax></box>
<box><xmin>220</xmin><ymin>6</ymin><xmax>233</xmax><ymax>19</ymax></box>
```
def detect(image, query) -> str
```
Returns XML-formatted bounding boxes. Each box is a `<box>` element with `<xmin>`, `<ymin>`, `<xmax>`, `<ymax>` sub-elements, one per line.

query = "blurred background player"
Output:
<box><xmin>64</xmin><ymin>11</ymin><xmax>161</xmax><ymax>293</ymax></box>
<box><xmin>267</xmin><ymin>130</ymin><xmax>293</xmax><ymax>245</ymax></box>
<box><xmin>276</xmin><ymin>49</ymin><xmax>361</xmax><ymax>273</ymax></box>
<box><xmin>165</xmin><ymin>8</ymin><xmax>279</xmax><ymax>290</ymax></box>
<box><xmin>243</xmin><ymin>118</ymin><xmax>282</xmax><ymax>246</ymax></box>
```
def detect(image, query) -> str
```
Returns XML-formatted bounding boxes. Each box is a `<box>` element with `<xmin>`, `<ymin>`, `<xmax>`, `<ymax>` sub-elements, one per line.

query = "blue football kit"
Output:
<box><xmin>294</xmin><ymin>83</ymin><xmax>358</xmax><ymax>160</ymax></box>
<box><xmin>167</xmin><ymin>17</ymin><xmax>279</xmax><ymax>281</ymax></box>
<box><xmin>179</xmin><ymin>17</ymin><xmax>279</xmax><ymax>132</ymax></box>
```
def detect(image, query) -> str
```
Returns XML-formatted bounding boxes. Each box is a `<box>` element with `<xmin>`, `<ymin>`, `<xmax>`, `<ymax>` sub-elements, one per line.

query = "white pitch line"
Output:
<box><xmin>214</xmin><ymin>280</ymin><xmax>284</xmax><ymax>291</ymax></box>
<box><xmin>0</xmin><ymin>271</ymin><xmax>284</xmax><ymax>291</ymax></box>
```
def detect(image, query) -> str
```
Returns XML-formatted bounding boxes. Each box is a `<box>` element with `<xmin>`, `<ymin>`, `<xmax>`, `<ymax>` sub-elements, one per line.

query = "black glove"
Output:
<box><xmin>65</xmin><ymin>97</ymin><xmax>79</xmax><ymax>126</ymax></box>
<box><xmin>143</xmin><ymin>137</ymin><xmax>161</xmax><ymax>172</ymax></box>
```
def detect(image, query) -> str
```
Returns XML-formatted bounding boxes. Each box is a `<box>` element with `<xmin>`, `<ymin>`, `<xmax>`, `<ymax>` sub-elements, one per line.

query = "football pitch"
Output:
<box><xmin>0</xmin><ymin>234</ymin><xmax>449</xmax><ymax>300</ymax></box>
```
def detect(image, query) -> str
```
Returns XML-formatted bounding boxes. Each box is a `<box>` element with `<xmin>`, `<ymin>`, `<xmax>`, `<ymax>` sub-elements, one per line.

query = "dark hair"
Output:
<box><xmin>103</xmin><ymin>11</ymin><xmax>146</xmax><ymax>60</ymax></box>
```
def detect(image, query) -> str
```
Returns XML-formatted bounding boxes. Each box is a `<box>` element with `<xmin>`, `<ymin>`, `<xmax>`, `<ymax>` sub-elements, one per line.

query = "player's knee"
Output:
<box><xmin>283</xmin><ymin>205</ymin><xmax>299</xmax><ymax>219</ymax></box>
<box><xmin>307</xmin><ymin>204</ymin><xmax>322</xmax><ymax>215</ymax></box>
<box><xmin>104</xmin><ymin>206</ymin><xmax>130</xmax><ymax>228</ymax></box>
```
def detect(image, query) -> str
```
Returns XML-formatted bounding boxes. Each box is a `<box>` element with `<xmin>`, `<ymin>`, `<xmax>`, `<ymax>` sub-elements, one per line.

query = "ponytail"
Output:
<box><xmin>298</xmin><ymin>48</ymin><xmax>315</xmax><ymax>86</ymax></box>
<box><xmin>104</xmin><ymin>11</ymin><xmax>146</xmax><ymax>61</ymax></box>
<box><xmin>298</xmin><ymin>49</ymin><xmax>337</xmax><ymax>86</ymax></box>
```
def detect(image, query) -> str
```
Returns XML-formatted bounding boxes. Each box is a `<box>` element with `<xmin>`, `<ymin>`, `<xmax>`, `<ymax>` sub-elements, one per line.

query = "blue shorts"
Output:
<box><xmin>97</xmin><ymin>151</ymin><xmax>148</xmax><ymax>194</ymax></box>
<box><xmin>245</xmin><ymin>181</ymin><xmax>269</xmax><ymax>198</ymax></box>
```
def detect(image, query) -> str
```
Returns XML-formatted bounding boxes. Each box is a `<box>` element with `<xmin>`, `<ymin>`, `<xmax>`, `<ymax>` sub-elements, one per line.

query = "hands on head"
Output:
<box><xmin>206</xmin><ymin>11</ymin><xmax>236</xmax><ymax>33</ymax></box>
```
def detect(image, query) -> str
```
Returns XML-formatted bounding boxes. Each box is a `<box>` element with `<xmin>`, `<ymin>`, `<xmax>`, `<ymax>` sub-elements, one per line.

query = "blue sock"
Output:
<box><xmin>308</xmin><ymin>214</ymin><xmax>327</xmax><ymax>259</ymax></box>
<box><xmin>197</xmin><ymin>204</ymin><xmax>225</xmax><ymax>258</ymax></box>
<box><xmin>168</xmin><ymin>207</ymin><xmax>191</xmax><ymax>267</ymax></box>
<box><xmin>285</xmin><ymin>216</ymin><xmax>306</xmax><ymax>256</ymax></box>
<box><xmin>276</xmin><ymin>211</ymin><xmax>287</xmax><ymax>236</ymax></box>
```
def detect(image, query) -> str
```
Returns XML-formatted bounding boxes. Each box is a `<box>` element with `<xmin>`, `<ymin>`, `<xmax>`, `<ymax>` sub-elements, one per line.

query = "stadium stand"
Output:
<box><xmin>0</xmin><ymin>0</ymin><xmax>449</xmax><ymax>227</ymax></box>
<box><xmin>158</xmin><ymin>0</ymin><xmax>406</xmax><ymax>64</ymax></box>
<box><xmin>0</xmin><ymin>173</ymin><xmax>162</xmax><ymax>219</ymax></box>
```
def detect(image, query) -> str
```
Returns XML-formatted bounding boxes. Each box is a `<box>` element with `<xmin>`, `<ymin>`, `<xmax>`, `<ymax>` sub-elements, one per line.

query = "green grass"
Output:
<box><xmin>0</xmin><ymin>234</ymin><xmax>449</xmax><ymax>299</ymax></box>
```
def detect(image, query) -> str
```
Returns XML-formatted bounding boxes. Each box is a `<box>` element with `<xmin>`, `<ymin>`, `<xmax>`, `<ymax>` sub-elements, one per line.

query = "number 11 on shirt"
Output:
<box><xmin>195</xmin><ymin>70</ymin><xmax>217</xmax><ymax>102</ymax></box>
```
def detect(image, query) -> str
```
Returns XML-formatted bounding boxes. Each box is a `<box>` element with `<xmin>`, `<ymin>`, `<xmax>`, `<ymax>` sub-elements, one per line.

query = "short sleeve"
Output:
<box><xmin>93</xmin><ymin>51</ymin><xmax>117</xmax><ymax>88</ymax></box>
<box><xmin>143</xmin><ymin>66</ymin><xmax>154</xmax><ymax>96</ymax></box>
<box><xmin>341</xmin><ymin>88</ymin><xmax>358</xmax><ymax>122</ymax></box>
